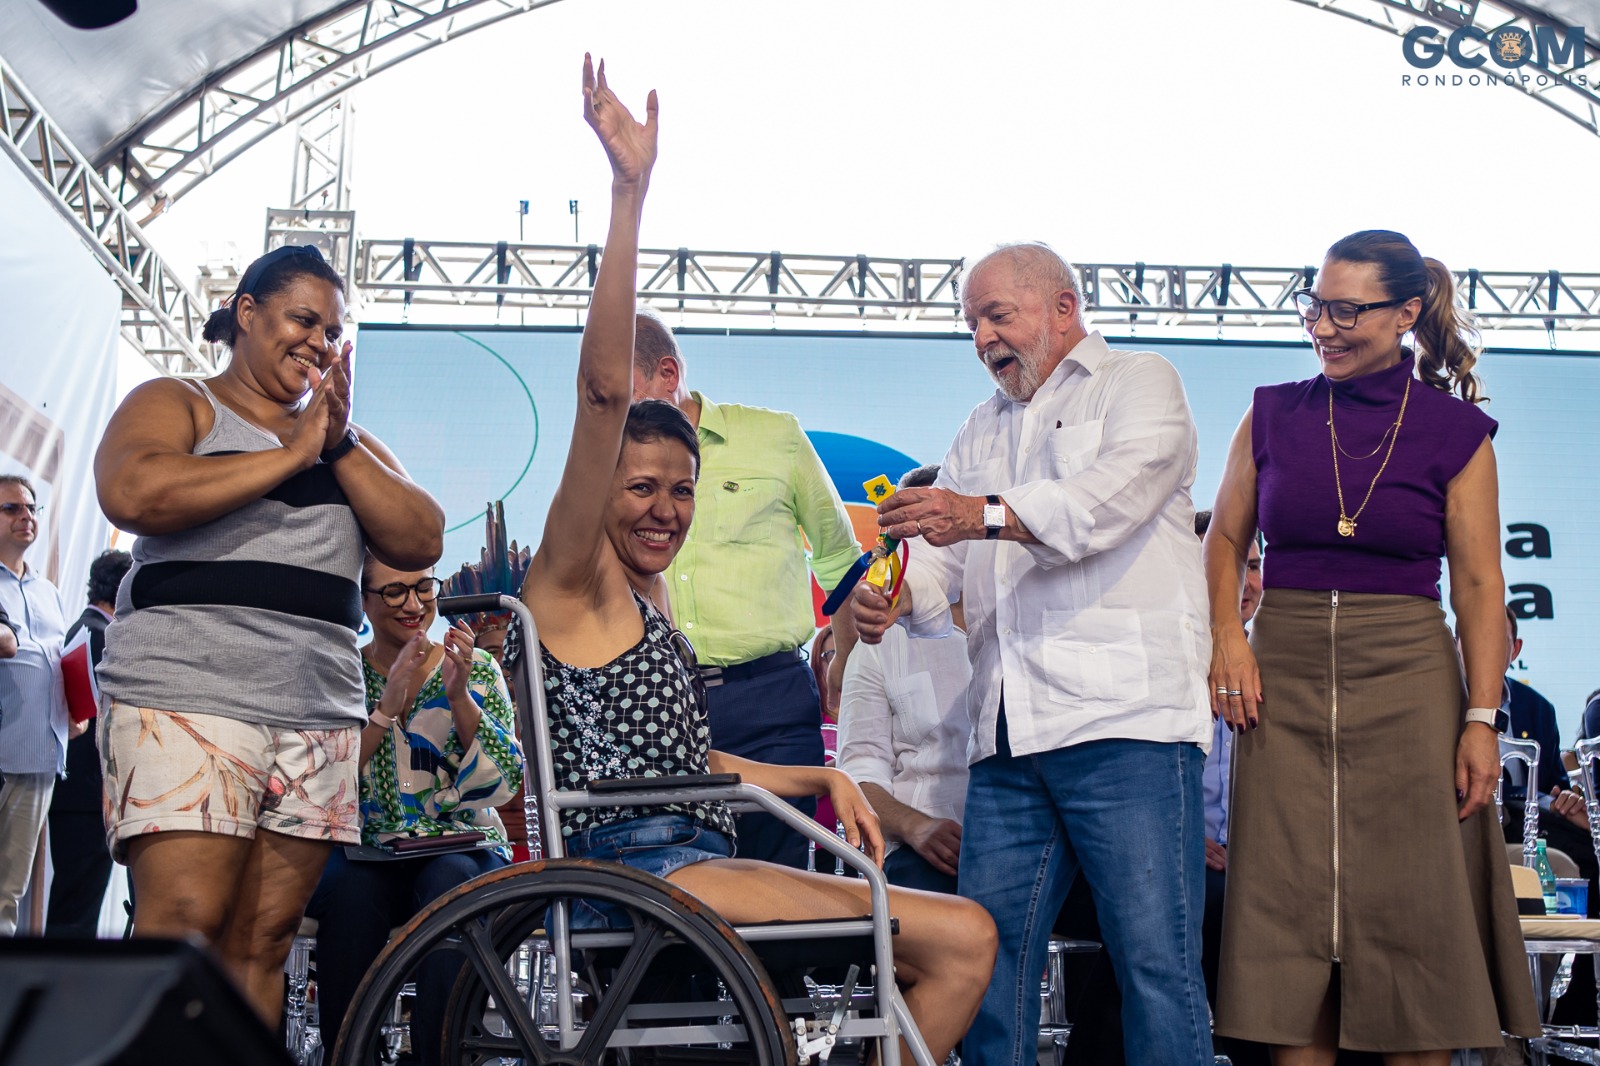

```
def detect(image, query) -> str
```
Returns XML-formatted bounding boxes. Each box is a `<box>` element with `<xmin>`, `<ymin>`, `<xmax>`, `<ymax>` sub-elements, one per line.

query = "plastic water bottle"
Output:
<box><xmin>1536</xmin><ymin>838</ymin><xmax>1559</xmax><ymax>915</ymax></box>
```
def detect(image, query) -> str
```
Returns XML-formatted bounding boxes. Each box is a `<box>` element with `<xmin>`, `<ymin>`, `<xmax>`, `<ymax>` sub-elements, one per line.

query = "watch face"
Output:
<box><xmin>983</xmin><ymin>504</ymin><xmax>1005</xmax><ymax>528</ymax></box>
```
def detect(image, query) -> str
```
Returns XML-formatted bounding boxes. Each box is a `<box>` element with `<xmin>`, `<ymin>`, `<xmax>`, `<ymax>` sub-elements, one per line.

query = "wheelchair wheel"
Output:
<box><xmin>332</xmin><ymin>859</ymin><xmax>795</xmax><ymax>1066</ymax></box>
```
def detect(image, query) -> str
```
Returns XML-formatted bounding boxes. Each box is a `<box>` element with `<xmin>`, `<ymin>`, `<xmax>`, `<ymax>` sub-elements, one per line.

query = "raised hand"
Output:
<box><xmin>320</xmin><ymin>340</ymin><xmax>354</xmax><ymax>451</ymax></box>
<box><xmin>281</xmin><ymin>369</ymin><xmax>335</xmax><ymax>467</ymax></box>
<box><xmin>383</xmin><ymin>633</ymin><xmax>432</xmax><ymax>709</ymax></box>
<box><xmin>582</xmin><ymin>53</ymin><xmax>658</xmax><ymax>186</ymax></box>
<box><xmin>440</xmin><ymin>622</ymin><xmax>476</xmax><ymax>706</ymax></box>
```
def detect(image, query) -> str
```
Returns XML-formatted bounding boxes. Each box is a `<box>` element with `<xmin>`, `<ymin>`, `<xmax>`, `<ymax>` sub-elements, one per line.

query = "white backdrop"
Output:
<box><xmin>0</xmin><ymin>159</ymin><xmax>119</xmax><ymax>624</ymax></box>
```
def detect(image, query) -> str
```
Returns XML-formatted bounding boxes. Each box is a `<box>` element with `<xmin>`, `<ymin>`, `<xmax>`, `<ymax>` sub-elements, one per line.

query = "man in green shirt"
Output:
<box><xmin>632</xmin><ymin>312</ymin><xmax>863</xmax><ymax>868</ymax></box>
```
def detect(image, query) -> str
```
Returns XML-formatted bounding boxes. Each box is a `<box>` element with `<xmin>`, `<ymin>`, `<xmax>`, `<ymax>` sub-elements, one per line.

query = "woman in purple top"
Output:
<box><xmin>1203</xmin><ymin>230</ymin><xmax>1537</xmax><ymax>1061</ymax></box>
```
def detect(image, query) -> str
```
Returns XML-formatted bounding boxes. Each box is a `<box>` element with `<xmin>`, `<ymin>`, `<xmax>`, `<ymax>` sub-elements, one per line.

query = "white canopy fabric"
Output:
<box><xmin>0</xmin><ymin>0</ymin><xmax>1595</xmax><ymax>172</ymax></box>
<box><xmin>0</xmin><ymin>0</ymin><xmax>352</xmax><ymax>165</ymax></box>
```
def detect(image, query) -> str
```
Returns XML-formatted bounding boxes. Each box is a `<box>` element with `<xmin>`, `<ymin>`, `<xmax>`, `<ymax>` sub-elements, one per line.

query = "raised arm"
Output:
<box><xmin>530</xmin><ymin>56</ymin><xmax>659</xmax><ymax>595</ymax></box>
<box><xmin>1203</xmin><ymin>405</ymin><xmax>1261</xmax><ymax>731</ymax></box>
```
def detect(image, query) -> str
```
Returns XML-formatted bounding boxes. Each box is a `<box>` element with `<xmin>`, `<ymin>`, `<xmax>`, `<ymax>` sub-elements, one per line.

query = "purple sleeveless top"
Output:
<box><xmin>1253</xmin><ymin>354</ymin><xmax>1496</xmax><ymax>599</ymax></box>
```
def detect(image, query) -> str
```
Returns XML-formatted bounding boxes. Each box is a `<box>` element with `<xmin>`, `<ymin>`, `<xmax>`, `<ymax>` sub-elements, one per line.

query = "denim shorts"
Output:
<box><xmin>563</xmin><ymin>814</ymin><xmax>734</xmax><ymax>929</ymax></box>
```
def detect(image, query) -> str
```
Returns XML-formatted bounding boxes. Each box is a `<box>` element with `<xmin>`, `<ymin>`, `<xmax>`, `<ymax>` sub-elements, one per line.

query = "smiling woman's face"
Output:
<box><xmin>363</xmin><ymin>560</ymin><xmax>438</xmax><ymax>647</ymax></box>
<box><xmin>606</xmin><ymin>437</ymin><xmax>697</xmax><ymax>579</ymax></box>
<box><xmin>236</xmin><ymin>274</ymin><xmax>345</xmax><ymax>403</ymax></box>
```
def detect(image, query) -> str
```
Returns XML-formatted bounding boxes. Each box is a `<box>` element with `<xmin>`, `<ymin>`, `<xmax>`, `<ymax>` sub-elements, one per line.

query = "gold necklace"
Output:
<box><xmin>1330</xmin><ymin>418</ymin><xmax>1398</xmax><ymax>460</ymax></box>
<box><xmin>1329</xmin><ymin>375</ymin><xmax>1410</xmax><ymax>538</ymax></box>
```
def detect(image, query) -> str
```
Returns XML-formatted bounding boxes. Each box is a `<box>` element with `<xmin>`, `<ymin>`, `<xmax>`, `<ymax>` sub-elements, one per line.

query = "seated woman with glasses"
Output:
<box><xmin>1205</xmin><ymin>229</ymin><xmax>1538</xmax><ymax>1062</ymax></box>
<box><xmin>305</xmin><ymin>556</ymin><xmax>522</xmax><ymax>1063</ymax></box>
<box><xmin>517</xmin><ymin>57</ymin><xmax>996</xmax><ymax>1064</ymax></box>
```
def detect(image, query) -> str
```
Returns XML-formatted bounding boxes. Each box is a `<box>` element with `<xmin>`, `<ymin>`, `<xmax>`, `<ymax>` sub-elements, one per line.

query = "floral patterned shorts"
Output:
<box><xmin>100</xmin><ymin>700</ymin><xmax>362</xmax><ymax>862</ymax></box>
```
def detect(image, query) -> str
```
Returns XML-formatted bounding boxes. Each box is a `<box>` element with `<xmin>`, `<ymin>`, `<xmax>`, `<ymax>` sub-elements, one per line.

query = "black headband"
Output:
<box><xmin>235</xmin><ymin>244</ymin><xmax>327</xmax><ymax>299</ymax></box>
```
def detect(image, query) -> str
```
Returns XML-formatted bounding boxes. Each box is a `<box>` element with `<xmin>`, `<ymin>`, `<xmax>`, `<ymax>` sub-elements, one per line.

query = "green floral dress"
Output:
<box><xmin>358</xmin><ymin>647</ymin><xmax>523</xmax><ymax>856</ymax></box>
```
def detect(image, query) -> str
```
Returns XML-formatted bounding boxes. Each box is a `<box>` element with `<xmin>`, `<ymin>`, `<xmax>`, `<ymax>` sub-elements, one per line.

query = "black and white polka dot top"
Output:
<box><xmin>540</xmin><ymin>591</ymin><xmax>735</xmax><ymax>839</ymax></box>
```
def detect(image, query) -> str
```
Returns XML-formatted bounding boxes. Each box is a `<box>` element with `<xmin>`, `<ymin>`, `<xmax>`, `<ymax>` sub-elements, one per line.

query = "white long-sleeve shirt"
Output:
<box><xmin>837</xmin><ymin>622</ymin><xmax>973</xmax><ymax>836</ymax></box>
<box><xmin>905</xmin><ymin>331</ymin><xmax>1213</xmax><ymax>763</ymax></box>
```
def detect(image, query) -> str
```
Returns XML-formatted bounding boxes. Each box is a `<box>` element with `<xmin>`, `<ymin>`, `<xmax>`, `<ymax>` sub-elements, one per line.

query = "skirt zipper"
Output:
<box><xmin>1329</xmin><ymin>588</ymin><xmax>1341</xmax><ymax>964</ymax></box>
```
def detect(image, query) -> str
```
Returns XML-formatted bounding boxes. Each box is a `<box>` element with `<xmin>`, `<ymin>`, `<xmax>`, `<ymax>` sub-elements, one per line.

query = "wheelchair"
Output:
<box><xmin>329</xmin><ymin>593</ymin><xmax>939</xmax><ymax>1066</ymax></box>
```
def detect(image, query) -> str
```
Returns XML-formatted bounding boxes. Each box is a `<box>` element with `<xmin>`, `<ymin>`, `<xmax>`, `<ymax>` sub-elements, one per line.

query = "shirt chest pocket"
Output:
<box><xmin>884</xmin><ymin>672</ymin><xmax>940</xmax><ymax>747</ymax></box>
<box><xmin>1049</xmin><ymin>419</ymin><xmax>1105</xmax><ymax>479</ymax></box>
<box><xmin>1042</xmin><ymin>607</ymin><xmax>1149</xmax><ymax>706</ymax></box>
<box><xmin>711</xmin><ymin>476</ymin><xmax>784</xmax><ymax>545</ymax></box>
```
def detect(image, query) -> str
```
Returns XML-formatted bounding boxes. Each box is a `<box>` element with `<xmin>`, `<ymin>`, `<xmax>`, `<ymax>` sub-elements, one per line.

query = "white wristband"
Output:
<box><xmin>1464</xmin><ymin>707</ymin><xmax>1499</xmax><ymax>728</ymax></box>
<box><xmin>368</xmin><ymin>709</ymin><xmax>396</xmax><ymax>730</ymax></box>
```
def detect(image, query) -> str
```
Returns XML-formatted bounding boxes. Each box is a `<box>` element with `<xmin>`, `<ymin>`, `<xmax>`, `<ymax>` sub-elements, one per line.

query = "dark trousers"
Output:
<box><xmin>305</xmin><ymin>847</ymin><xmax>505</xmax><ymax>1062</ymax></box>
<box><xmin>705</xmin><ymin>659</ymin><xmax>824</xmax><ymax>870</ymax></box>
<box><xmin>884</xmin><ymin>845</ymin><xmax>958</xmax><ymax>895</ymax></box>
<box><xmin>44</xmin><ymin>810</ymin><xmax>112</xmax><ymax>938</ymax></box>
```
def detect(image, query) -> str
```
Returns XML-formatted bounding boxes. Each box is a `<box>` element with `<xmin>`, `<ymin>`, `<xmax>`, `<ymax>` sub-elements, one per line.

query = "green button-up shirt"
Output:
<box><xmin>665</xmin><ymin>392</ymin><xmax>862</xmax><ymax>667</ymax></box>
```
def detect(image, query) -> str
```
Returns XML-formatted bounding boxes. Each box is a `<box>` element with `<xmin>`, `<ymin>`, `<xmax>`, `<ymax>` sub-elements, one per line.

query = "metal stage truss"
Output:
<box><xmin>96</xmin><ymin>0</ymin><xmax>567</xmax><ymax>217</ymax></box>
<box><xmin>4</xmin><ymin>0</ymin><xmax>1596</xmax><ymax>376</ymax></box>
<box><xmin>1284</xmin><ymin>0</ymin><xmax>1599</xmax><ymax>138</ymax></box>
<box><xmin>0</xmin><ymin>55</ymin><xmax>219</xmax><ymax>377</ymax></box>
<box><xmin>356</xmin><ymin>239</ymin><xmax>1600</xmax><ymax>332</ymax></box>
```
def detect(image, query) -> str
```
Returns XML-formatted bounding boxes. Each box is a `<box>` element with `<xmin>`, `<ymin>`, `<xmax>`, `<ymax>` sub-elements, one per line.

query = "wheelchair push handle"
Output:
<box><xmin>437</xmin><ymin>593</ymin><xmax>518</xmax><ymax>617</ymax></box>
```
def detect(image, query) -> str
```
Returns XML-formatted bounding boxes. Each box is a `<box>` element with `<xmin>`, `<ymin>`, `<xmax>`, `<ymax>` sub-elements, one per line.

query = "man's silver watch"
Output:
<box><xmin>983</xmin><ymin>494</ymin><xmax>1006</xmax><ymax>540</ymax></box>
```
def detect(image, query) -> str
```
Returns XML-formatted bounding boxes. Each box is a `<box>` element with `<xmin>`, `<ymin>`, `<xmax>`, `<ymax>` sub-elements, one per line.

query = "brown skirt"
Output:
<box><xmin>1214</xmin><ymin>589</ymin><xmax>1539</xmax><ymax>1051</ymax></box>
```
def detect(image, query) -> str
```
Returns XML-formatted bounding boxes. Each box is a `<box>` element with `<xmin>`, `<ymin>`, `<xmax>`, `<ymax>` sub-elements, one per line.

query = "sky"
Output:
<box><xmin>133</xmin><ymin>0</ymin><xmax>1600</xmax><ymax>360</ymax></box>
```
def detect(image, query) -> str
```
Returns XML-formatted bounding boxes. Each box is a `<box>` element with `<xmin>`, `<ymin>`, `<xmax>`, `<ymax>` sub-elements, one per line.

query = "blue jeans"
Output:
<box><xmin>958</xmin><ymin>713</ymin><xmax>1211</xmax><ymax>1066</ymax></box>
<box><xmin>564</xmin><ymin>813</ymin><xmax>735</xmax><ymax>928</ymax></box>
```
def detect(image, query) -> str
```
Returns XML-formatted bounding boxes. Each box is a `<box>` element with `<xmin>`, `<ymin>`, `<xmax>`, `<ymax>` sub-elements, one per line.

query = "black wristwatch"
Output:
<box><xmin>320</xmin><ymin>427</ymin><xmax>360</xmax><ymax>465</ymax></box>
<box><xmin>983</xmin><ymin>494</ymin><xmax>1006</xmax><ymax>540</ymax></box>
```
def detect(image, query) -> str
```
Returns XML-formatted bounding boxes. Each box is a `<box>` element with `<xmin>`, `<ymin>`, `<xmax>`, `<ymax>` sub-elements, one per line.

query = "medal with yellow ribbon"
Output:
<box><xmin>820</xmin><ymin>475</ymin><xmax>909</xmax><ymax>616</ymax></box>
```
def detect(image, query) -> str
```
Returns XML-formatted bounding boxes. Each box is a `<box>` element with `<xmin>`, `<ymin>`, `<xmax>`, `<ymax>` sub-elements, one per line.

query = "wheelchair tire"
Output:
<box><xmin>332</xmin><ymin>858</ymin><xmax>795</xmax><ymax>1066</ymax></box>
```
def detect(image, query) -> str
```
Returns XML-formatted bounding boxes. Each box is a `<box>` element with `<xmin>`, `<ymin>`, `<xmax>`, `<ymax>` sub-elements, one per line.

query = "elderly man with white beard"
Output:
<box><xmin>851</xmin><ymin>242</ymin><xmax>1215</xmax><ymax>1065</ymax></box>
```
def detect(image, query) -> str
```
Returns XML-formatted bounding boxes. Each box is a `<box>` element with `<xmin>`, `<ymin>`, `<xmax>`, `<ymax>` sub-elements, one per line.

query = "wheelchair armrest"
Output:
<box><xmin>437</xmin><ymin>593</ymin><xmax>511</xmax><ymax>616</ymax></box>
<box><xmin>587</xmin><ymin>773</ymin><xmax>743</xmax><ymax>794</ymax></box>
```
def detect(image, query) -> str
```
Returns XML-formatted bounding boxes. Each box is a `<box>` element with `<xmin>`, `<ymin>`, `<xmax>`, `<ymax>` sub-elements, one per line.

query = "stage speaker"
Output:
<box><xmin>0</xmin><ymin>937</ymin><xmax>290</xmax><ymax>1065</ymax></box>
<box><xmin>34</xmin><ymin>0</ymin><xmax>137</xmax><ymax>30</ymax></box>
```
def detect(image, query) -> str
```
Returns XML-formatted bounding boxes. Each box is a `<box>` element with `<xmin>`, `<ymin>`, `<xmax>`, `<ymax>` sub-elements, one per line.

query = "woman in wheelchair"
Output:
<box><xmin>307</xmin><ymin>557</ymin><xmax>523</xmax><ymax>1062</ymax></box>
<box><xmin>517</xmin><ymin>57</ymin><xmax>997</xmax><ymax>1063</ymax></box>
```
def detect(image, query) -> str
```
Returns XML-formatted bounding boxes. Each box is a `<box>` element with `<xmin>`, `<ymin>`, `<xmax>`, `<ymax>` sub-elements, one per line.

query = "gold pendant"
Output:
<box><xmin>1337</xmin><ymin>516</ymin><xmax>1356</xmax><ymax>537</ymax></box>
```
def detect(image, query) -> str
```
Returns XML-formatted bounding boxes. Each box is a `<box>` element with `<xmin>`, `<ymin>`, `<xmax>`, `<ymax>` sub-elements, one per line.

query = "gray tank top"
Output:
<box><xmin>97</xmin><ymin>382</ymin><xmax>366</xmax><ymax>729</ymax></box>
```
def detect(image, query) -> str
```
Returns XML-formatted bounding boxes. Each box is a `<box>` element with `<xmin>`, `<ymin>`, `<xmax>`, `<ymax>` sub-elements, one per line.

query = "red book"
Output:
<box><xmin>60</xmin><ymin>627</ymin><xmax>99</xmax><ymax>723</ymax></box>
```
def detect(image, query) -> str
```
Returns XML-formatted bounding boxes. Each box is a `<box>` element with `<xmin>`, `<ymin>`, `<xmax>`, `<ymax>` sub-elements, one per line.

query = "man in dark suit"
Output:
<box><xmin>1499</xmin><ymin>608</ymin><xmax>1587</xmax><ymax>862</ymax></box>
<box><xmin>44</xmin><ymin>549</ymin><xmax>130</xmax><ymax>937</ymax></box>
<box><xmin>1501</xmin><ymin>608</ymin><xmax>1570</xmax><ymax>801</ymax></box>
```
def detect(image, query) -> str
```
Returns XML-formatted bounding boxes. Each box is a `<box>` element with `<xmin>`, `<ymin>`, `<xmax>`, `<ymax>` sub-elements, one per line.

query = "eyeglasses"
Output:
<box><xmin>1293</xmin><ymin>289</ymin><xmax>1408</xmax><ymax>329</ymax></box>
<box><xmin>0</xmin><ymin>502</ymin><xmax>41</xmax><ymax>517</ymax></box>
<box><xmin>363</xmin><ymin>578</ymin><xmax>440</xmax><ymax>607</ymax></box>
<box><xmin>667</xmin><ymin>628</ymin><xmax>709</xmax><ymax>714</ymax></box>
